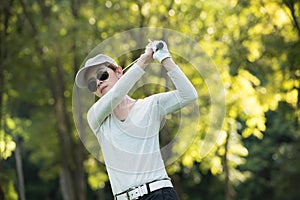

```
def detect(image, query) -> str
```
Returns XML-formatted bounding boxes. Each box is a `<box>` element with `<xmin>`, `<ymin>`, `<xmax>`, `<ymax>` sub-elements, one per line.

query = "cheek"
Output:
<box><xmin>108</xmin><ymin>73</ymin><xmax>119</xmax><ymax>84</ymax></box>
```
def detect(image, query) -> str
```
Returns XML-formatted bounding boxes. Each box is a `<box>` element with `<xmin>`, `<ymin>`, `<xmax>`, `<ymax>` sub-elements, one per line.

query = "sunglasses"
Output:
<box><xmin>87</xmin><ymin>68</ymin><xmax>110</xmax><ymax>92</ymax></box>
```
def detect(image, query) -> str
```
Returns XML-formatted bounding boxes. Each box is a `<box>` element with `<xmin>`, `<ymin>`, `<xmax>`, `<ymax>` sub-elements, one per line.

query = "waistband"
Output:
<box><xmin>115</xmin><ymin>179</ymin><xmax>173</xmax><ymax>200</ymax></box>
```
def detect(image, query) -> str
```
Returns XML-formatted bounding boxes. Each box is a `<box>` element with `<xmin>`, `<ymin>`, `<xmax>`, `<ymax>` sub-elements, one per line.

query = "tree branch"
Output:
<box><xmin>283</xmin><ymin>0</ymin><xmax>300</xmax><ymax>37</ymax></box>
<box><xmin>18</xmin><ymin>0</ymin><xmax>38</xmax><ymax>35</ymax></box>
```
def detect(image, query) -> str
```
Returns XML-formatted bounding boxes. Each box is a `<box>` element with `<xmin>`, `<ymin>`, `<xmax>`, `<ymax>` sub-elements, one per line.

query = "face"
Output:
<box><xmin>85</xmin><ymin>64</ymin><xmax>123</xmax><ymax>98</ymax></box>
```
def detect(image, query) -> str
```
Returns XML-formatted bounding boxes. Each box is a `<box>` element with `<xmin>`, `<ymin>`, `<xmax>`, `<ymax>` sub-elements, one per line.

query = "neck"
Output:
<box><xmin>119</xmin><ymin>95</ymin><xmax>132</xmax><ymax>105</ymax></box>
<box><xmin>113</xmin><ymin>96</ymin><xmax>136</xmax><ymax>121</ymax></box>
<box><xmin>114</xmin><ymin>96</ymin><xmax>135</xmax><ymax>111</ymax></box>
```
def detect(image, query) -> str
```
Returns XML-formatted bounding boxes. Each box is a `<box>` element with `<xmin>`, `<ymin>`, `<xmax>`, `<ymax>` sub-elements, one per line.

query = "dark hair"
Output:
<box><xmin>106</xmin><ymin>63</ymin><xmax>118</xmax><ymax>71</ymax></box>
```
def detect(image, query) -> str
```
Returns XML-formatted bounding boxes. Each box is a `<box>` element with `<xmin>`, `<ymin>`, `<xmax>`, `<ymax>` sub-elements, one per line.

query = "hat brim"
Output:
<box><xmin>75</xmin><ymin>65</ymin><xmax>94</xmax><ymax>88</ymax></box>
<box><xmin>75</xmin><ymin>54</ymin><xmax>117</xmax><ymax>88</ymax></box>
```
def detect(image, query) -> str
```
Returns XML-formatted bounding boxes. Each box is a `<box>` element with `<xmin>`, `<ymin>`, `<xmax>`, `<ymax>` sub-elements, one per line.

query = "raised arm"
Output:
<box><xmin>87</xmin><ymin>51</ymin><xmax>153</xmax><ymax>131</ymax></box>
<box><xmin>159</xmin><ymin>58</ymin><xmax>198</xmax><ymax>115</ymax></box>
<box><xmin>87</xmin><ymin>63</ymin><xmax>143</xmax><ymax>129</ymax></box>
<box><xmin>150</xmin><ymin>40</ymin><xmax>198</xmax><ymax>114</ymax></box>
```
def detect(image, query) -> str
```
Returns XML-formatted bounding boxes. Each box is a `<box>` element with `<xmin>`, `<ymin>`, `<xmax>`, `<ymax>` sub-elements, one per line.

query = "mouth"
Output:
<box><xmin>100</xmin><ymin>86</ymin><xmax>108</xmax><ymax>94</ymax></box>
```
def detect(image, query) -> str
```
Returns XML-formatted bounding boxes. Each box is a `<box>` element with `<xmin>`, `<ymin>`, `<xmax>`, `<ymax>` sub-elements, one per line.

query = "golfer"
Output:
<box><xmin>75</xmin><ymin>40</ymin><xmax>198</xmax><ymax>200</ymax></box>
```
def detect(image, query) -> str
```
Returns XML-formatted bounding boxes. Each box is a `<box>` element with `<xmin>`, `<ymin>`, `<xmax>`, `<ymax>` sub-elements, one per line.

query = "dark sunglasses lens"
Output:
<box><xmin>96</xmin><ymin>70</ymin><xmax>109</xmax><ymax>81</ymax></box>
<box><xmin>87</xmin><ymin>79</ymin><xmax>97</xmax><ymax>92</ymax></box>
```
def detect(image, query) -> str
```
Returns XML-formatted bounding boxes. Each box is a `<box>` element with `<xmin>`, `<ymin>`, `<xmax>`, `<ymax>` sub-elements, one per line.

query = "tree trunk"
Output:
<box><xmin>70</xmin><ymin>1</ymin><xmax>88</xmax><ymax>199</ymax></box>
<box><xmin>223</xmin><ymin>131</ymin><xmax>235</xmax><ymax>200</ymax></box>
<box><xmin>18</xmin><ymin>0</ymin><xmax>87</xmax><ymax>198</ymax></box>
<box><xmin>54</xmin><ymin>57</ymin><xmax>87</xmax><ymax>200</ymax></box>
<box><xmin>97</xmin><ymin>188</ymin><xmax>106</xmax><ymax>200</ymax></box>
<box><xmin>15</xmin><ymin>141</ymin><xmax>26</xmax><ymax>200</ymax></box>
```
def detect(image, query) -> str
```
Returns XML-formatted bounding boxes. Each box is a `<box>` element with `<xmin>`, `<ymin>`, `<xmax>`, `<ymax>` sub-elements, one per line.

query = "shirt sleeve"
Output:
<box><xmin>87</xmin><ymin>63</ymin><xmax>145</xmax><ymax>131</ymax></box>
<box><xmin>157</xmin><ymin>66</ymin><xmax>198</xmax><ymax>115</ymax></box>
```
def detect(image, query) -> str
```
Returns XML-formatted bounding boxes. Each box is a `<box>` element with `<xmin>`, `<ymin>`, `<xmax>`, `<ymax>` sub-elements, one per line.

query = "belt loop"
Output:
<box><xmin>126</xmin><ymin>191</ymin><xmax>130</xmax><ymax>200</ymax></box>
<box><xmin>146</xmin><ymin>182</ymin><xmax>150</xmax><ymax>193</ymax></box>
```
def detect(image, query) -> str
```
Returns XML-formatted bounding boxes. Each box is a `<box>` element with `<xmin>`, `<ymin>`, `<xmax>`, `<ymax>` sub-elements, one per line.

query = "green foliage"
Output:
<box><xmin>0</xmin><ymin>0</ymin><xmax>299</xmax><ymax>199</ymax></box>
<box><xmin>84</xmin><ymin>157</ymin><xmax>108</xmax><ymax>190</ymax></box>
<box><xmin>0</xmin><ymin>162</ymin><xmax>18</xmax><ymax>200</ymax></box>
<box><xmin>0</xmin><ymin>129</ymin><xmax>16</xmax><ymax>160</ymax></box>
<box><xmin>237</xmin><ymin>101</ymin><xmax>300</xmax><ymax>200</ymax></box>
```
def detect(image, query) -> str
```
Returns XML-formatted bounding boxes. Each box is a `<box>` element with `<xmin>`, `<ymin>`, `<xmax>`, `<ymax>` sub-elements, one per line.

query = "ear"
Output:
<box><xmin>116</xmin><ymin>66</ymin><xmax>123</xmax><ymax>78</ymax></box>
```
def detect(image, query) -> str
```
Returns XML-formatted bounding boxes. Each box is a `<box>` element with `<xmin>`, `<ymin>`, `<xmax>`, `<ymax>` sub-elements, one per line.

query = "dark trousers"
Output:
<box><xmin>139</xmin><ymin>187</ymin><xmax>179</xmax><ymax>200</ymax></box>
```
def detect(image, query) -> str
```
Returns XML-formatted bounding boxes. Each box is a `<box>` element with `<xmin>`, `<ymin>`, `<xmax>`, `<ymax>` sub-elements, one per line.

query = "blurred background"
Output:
<box><xmin>1</xmin><ymin>0</ymin><xmax>299</xmax><ymax>200</ymax></box>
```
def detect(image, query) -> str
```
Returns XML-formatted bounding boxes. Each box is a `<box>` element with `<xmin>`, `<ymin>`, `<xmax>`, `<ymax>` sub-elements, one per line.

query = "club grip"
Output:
<box><xmin>156</xmin><ymin>42</ymin><xmax>164</xmax><ymax>51</ymax></box>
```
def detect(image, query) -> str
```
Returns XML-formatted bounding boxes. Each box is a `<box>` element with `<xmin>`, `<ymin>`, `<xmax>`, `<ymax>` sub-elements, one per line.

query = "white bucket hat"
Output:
<box><xmin>75</xmin><ymin>54</ymin><xmax>118</xmax><ymax>88</ymax></box>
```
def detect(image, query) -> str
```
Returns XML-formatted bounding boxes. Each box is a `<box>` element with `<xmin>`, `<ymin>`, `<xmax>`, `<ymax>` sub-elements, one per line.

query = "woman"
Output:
<box><xmin>75</xmin><ymin>40</ymin><xmax>198</xmax><ymax>200</ymax></box>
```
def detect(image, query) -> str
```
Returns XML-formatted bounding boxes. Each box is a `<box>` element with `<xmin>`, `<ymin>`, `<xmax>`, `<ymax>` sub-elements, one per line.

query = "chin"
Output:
<box><xmin>95</xmin><ymin>93</ymin><xmax>102</xmax><ymax>98</ymax></box>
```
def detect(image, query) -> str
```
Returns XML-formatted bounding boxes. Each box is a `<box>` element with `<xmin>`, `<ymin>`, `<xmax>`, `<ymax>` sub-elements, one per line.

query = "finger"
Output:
<box><xmin>145</xmin><ymin>46</ymin><xmax>153</xmax><ymax>53</ymax></box>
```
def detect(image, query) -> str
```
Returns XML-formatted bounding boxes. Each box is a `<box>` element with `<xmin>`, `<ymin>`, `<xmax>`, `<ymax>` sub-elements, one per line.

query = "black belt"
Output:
<box><xmin>115</xmin><ymin>179</ymin><xmax>173</xmax><ymax>200</ymax></box>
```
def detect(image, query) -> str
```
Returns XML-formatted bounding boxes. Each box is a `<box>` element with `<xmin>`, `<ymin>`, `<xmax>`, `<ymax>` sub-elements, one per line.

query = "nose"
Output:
<box><xmin>96</xmin><ymin>79</ymin><xmax>103</xmax><ymax>87</ymax></box>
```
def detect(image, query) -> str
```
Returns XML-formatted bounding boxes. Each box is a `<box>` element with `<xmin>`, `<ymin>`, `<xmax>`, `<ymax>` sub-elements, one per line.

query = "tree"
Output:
<box><xmin>0</xmin><ymin>0</ymin><xmax>299</xmax><ymax>199</ymax></box>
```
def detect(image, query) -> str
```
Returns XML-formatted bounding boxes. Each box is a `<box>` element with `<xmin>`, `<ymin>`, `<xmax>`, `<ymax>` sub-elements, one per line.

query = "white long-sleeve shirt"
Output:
<box><xmin>87</xmin><ymin>63</ymin><xmax>198</xmax><ymax>195</ymax></box>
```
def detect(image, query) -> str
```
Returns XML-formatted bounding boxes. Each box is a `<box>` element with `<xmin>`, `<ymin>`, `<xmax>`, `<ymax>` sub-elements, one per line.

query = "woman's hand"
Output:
<box><xmin>147</xmin><ymin>39</ymin><xmax>175</xmax><ymax>71</ymax></box>
<box><xmin>148</xmin><ymin>40</ymin><xmax>171</xmax><ymax>63</ymax></box>
<box><xmin>136</xmin><ymin>41</ymin><xmax>154</xmax><ymax>69</ymax></box>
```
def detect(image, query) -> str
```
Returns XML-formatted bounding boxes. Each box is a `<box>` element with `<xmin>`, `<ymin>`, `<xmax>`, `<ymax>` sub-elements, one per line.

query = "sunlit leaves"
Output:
<box><xmin>84</xmin><ymin>157</ymin><xmax>108</xmax><ymax>190</ymax></box>
<box><xmin>285</xmin><ymin>89</ymin><xmax>298</xmax><ymax>107</ymax></box>
<box><xmin>225</xmin><ymin>69</ymin><xmax>266</xmax><ymax>139</ymax></box>
<box><xmin>0</xmin><ymin>130</ymin><xmax>16</xmax><ymax>160</ymax></box>
<box><xmin>1</xmin><ymin>0</ymin><xmax>299</xmax><ymax>199</ymax></box>
<box><xmin>0</xmin><ymin>116</ymin><xmax>32</xmax><ymax>160</ymax></box>
<box><xmin>210</xmin><ymin>156</ymin><xmax>223</xmax><ymax>175</ymax></box>
<box><xmin>0</xmin><ymin>178</ymin><xmax>18</xmax><ymax>200</ymax></box>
